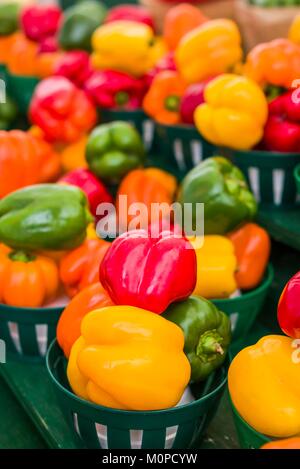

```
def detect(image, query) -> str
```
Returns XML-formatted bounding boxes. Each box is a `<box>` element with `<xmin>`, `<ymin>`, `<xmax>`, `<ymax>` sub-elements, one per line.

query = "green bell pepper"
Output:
<box><xmin>164</xmin><ymin>296</ymin><xmax>231</xmax><ymax>382</ymax></box>
<box><xmin>0</xmin><ymin>97</ymin><xmax>18</xmax><ymax>130</ymax></box>
<box><xmin>0</xmin><ymin>184</ymin><xmax>93</xmax><ymax>251</ymax></box>
<box><xmin>86</xmin><ymin>121</ymin><xmax>145</xmax><ymax>184</ymax></box>
<box><xmin>178</xmin><ymin>156</ymin><xmax>257</xmax><ymax>235</ymax></box>
<box><xmin>58</xmin><ymin>0</ymin><xmax>107</xmax><ymax>51</ymax></box>
<box><xmin>0</xmin><ymin>3</ymin><xmax>20</xmax><ymax>36</ymax></box>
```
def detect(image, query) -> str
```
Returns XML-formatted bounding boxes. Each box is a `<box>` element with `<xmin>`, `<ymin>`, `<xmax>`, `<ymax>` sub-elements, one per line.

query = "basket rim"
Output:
<box><xmin>46</xmin><ymin>339</ymin><xmax>228</xmax><ymax>417</ymax></box>
<box><xmin>229</xmin><ymin>396</ymin><xmax>271</xmax><ymax>444</ymax></box>
<box><xmin>221</xmin><ymin>146</ymin><xmax>300</xmax><ymax>159</ymax></box>
<box><xmin>7</xmin><ymin>72</ymin><xmax>39</xmax><ymax>83</ymax></box>
<box><xmin>213</xmin><ymin>263</ymin><xmax>274</xmax><ymax>306</ymax></box>
<box><xmin>294</xmin><ymin>163</ymin><xmax>300</xmax><ymax>181</ymax></box>
<box><xmin>0</xmin><ymin>301</ymin><xmax>65</xmax><ymax>315</ymax></box>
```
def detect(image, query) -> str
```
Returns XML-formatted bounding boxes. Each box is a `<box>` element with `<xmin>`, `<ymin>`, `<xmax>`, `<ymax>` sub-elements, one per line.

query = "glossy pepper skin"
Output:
<box><xmin>100</xmin><ymin>229</ymin><xmax>197</xmax><ymax>314</ymax></box>
<box><xmin>59</xmin><ymin>238</ymin><xmax>110</xmax><ymax>298</ymax></box>
<box><xmin>0</xmin><ymin>244</ymin><xmax>59</xmax><ymax>308</ymax></box>
<box><xmin>289</xmin><ymin>15</ymin><xmax>300</xmax><ymax>45</ymax></box>
<box><xmin>245</xmin><ymin>39</ymin><xmax>300</xmax><ymax>89</ymax></box>
<box><xmin>67</xmin><ymin>305</ymin><xmax>191</xmax><ymax>410</ymax></box>
<box><xmin>163</xmin><ymin>3</ymin><xmax>207</xmax><ymax>51</ymax></box>
<box><xmin>60</xmin><ymin>135</ymin><xmax>88</xmax><ymax>172</ymax></box>
<box><xmin>261</xmin><ymin>437</ymin><xmax>300</xmax><ymax>449</ymax></box>
<box><xmin>58</xmin><ymin>0</ymin><xmax>107</xmax><ymax>52</ymax></box>
<box><xmin>194</xmin><ymin>74</ymin><xmax>268</xmax><ymax>150</ymax></box>
<box><xmin>228</xmin><ymin>223</ymin><xmax>270</xmax><ymax>290</ymax></box>
<box><xmin>175</xmin><ymin>19</ymin><xmax>242</xmax><ymax>84</ymax></box>
<box><xmin>91</xmin><ymin>21</ymin><xmax>166</xmax><ymax>77</ymax></box>
<box><xmin>116</xmin><ymin>168</ymin><xmax>177</xmax><ymax>231</ymax></box>
<box><xmin>277</xmin><ymin>271</ymin><xmax>300</xmax><ymax>339</ymax></box>
<box><xmin>85</xmin><ymin>69</ymin><xmax>146</xmax><ymax>110</ymax></box>
<box><xmin>178</xmin><ymin>157</ymin><xmax>257</xmax><ymax>235</ymax></box>
<box><xmin>0</xmin><ymin>129</ymin><xmax>61</xmax><ymax>198</ymax></box>
<box><xmin>54</xmin><ymin>51</ymin><xmax>94</xmax><ymax>88</ymax></box>
<box><xmin>59</xmin><ymin>168</ymin><xmax>112</xmax><ymax>217</ymax></box>
<box><xmin>0</xmin><ymin>3</ymin><xmax>20</xmax><ymax>36</ymax></box>
<box><xmin>145</xmin><ymin>51</ymin><xmax>176</xmax><ymax>87</ymax></box>
<box><xmin>0</xmin><ymin>184</ymin><xmax>92</xmax><ymax>251</ymax></box>
<box><xmin>180</xmin><ymin>79</ymin><xmax>212</xmax><ymax>125</ymax></box>
<box><xmin>86</xmin><ymin>121</ymin><xmax>145</xmax><ymax>184</ymax></box>
<box><xmin>105</xmin><ymin>5</ymin><xmax>154</xmax><ymax>30</ymax></box>
<box><xmin>29</xmin><ymin>77</ymin><xmax>97</xmax><ymax>144</ymax></box>
<box><xmin>189</xmin><ymin>235</ymin><xmax>237</xmax><ymax>299</ymax></box>
<box><xmin>21</xmin><ymin>4</ymin><xmax>62</xmax><ymax>42</ymax></box>
<box><xmin>164</xmin><ymin>296</ymin><xmax>231</xmax><ymax>382</ymax></box>
<box><xmin>143</xmin><ymin>70</ymin><xmax>187</xmax><ymax>125</ymax></box>
<box><xmin>263</xmin><ymin>91</ymin><xmax>300</xmax><ymax>153</ymax></box>
<box><xmin>57</xmin><ymin>282</ymin><xmax>114</xmax><ymax>358</ymax></box>
<box><xmin>228</xmin><ymin>335</ymin><xmax>300</xmax><ymax>438</ymax></box>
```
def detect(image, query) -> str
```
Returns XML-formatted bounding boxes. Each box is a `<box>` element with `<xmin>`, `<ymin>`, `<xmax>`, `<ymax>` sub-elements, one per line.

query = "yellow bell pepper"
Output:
<box><xmin>289</xmin><ymin>15</ymin><xmax>300</xmax><ymax>45</ymax></box>
<box><xmin>228</xmin><ymin>335</ymin><xmax>300</xmax><ymax>438</ymax></box>
<box><xmin>194</xmin><ymin>74</ymin><xmax>268</xmax><ymax>150</ymax></box>
<box><xmin>91</xmin><ymin>21</ymin><xmax>166</xmax><ymax>77</ymax></box>
<box><xmin>60</xmin><ymin>135</ymin><xmax>88</xmax><ymax>173</ymax></box>
<box><xmin>175</xmin><ymin>19</ymin><xmax>242</xmax><ymax>84</ymax></box>
<box><xmin>189</xmin><ymin>235</ymin><xmax>237</xmax><ymax>299</ymax></box>
<box><xmin>67</xmin><ymin>305</ymin><xmax>191</xmax><ymax>410</ymax></box>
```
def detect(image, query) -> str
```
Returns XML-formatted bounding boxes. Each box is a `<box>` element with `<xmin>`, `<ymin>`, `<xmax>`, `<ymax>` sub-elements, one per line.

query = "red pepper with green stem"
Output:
<box><xmin>85</xmin><ymin>70</ymin><xmax>147</xmax><ymax>110</ymax></box>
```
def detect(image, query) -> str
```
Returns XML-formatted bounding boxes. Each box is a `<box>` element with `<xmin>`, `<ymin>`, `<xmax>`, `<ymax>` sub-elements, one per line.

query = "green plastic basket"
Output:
<box><xmin>0</xmin><ymin>303</ymin><xmax>63</xmax><ymax>363</ymax></box>
<box><xmin>212</xmin><ymin>264</ymin><xmax>273</xmax><ymax>343</ymax></box>
<box><xmin>294</xmin><ymin>163</ymin><xmax>300</xmax><ymax>196</ymax></box>
<box><xmin>0</xmin><ymin>63</ymin><xmax>8</xmax><ymax>84</ymax></box>
<box><xmin>230</xmin><ymin>398</ymin><xmax>270</xmax><ymax>448</ymax></box>
<box><xmin>7</xmin><ymin>73</ymin><xmax>39</xmax><ymax>114</ymax></box>
<box><xmin>155</xmin><ymin>124</ymin><xmax>216</xmax><ymax>178</ymax></box>
<box><xmin>46</xmin><ymin>340</ymin><xmax>228</xmax><ymax>449</ymax></box>
<box><xmin>221</xmin><ymin>148</ymin><xmax>300</xmax><ymax>207</ymax></box>
<box><xmin>101</xmin><ymin>109</ymin><xmax>155</xmax><ymax>151</ymax></box>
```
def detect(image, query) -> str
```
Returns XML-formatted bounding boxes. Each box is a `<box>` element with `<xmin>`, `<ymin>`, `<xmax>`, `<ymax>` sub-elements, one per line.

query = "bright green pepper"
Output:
<box><xmin>0</xmin><ymin>3</ymin><xmax>20</xmax><ymax>36</ymax></box>
<box><xmin>58</xmin><ymin>0</ymin><xmax>107</xmax><ymax>52</ymax></box>
<box><xmin>178</xmin><ymin>156</ymin><xmax>257</xmax><ymax>235</ymax></box>
<box><xmin>86</xmin><ymin>121</ymin><xmax>145</xmax><ymax>184</ymax></box>
<box><xmin>164</xmin><ymin>296</ymin><xmax>231</xmax><ymax>382</ymax></box>
<box><xmin>0</xmin><ymin>184</ymin><xmax>93</xmax><ymax>251</ymax></box>
<box><xmin>0</xmin><ymin>97</ymin><xmax>18</xmax><ymax>130</ymax></box>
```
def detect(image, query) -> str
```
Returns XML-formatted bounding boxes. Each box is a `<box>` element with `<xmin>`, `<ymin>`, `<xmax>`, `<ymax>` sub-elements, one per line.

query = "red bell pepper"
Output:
<box><xmin>180</xmin><ymin>78</ymin><xmax>214</xmax><ymax>125</ymax></box>
<box><xmin>278</xmin><ymin>271</ymin><xmax>300</xmax><ymax>339</ymax></box>
<box><xmin>29</xmin><ymin>76</ymin><xmax>97</xmax><ymax>144</ymax></box>
<box><xmin>85</xmin><ymin>70</ymin><xmax>147</xmax><ymax>110</ymax></box>
<box><xmin>100</xmin><ymin>229</ymin><xmax>197</xmax><ymax>314</ymax></box>
<box><xmin>54</xmin><ymin>51</ymin><xmax>94</xmax><ymax>88</ymax></box>
<box><xmin>263</xmin><ymin>91</ymin><xmax>300</xmax><ymax>153</ymax></box>
<box><xmin>59</xmin><ymin>168</ymin><xmax>113</xmax><ymax>217</ymax></box>
<box><xmin>105</xmin><ymin>5</ymin><xmax>155</xmax><ymax>30</ymax></box>
<box><xmin>21</xmin><ymin>4</ymin><xmax>62</xmax><ymax>43</ymax></box>
<box><xmin>38</xmin><ymin>36</ymin><xmax>59</xmax><ymax>53</ymax></box>
<box><xmin>145</xmin><ymin>51</ymin><xmax>176</xmax><ymax>87</ymax></box>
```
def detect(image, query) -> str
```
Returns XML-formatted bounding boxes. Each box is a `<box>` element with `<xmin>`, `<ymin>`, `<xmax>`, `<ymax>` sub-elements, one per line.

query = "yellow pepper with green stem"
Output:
<box><xmin>175</xmin><ymin>19</ymin><xmax>242</xmax><ymax>84</ymax></box>
<box><xmin>91</xmin><ymin>20</ymin><xmax>167</xmax><ymax>77</ymax></box>
<box><xmin>67</xmin><ymin>305</ymin><xmax>191</xmax><ymax>410</ymax></box>
<box><xmin>228</xmin><ymin>335</ymin><xmax>300</xmax><ymax>438</ymax></box>
<box><xmin>194</xmin><ymin>74</ymin><xmax>268</xmax><ymax>150</ymax></box>
<box><xmin>189</xmin><ymin>235</ymin><xmax>237</xmax><ymax>299</ymax></box>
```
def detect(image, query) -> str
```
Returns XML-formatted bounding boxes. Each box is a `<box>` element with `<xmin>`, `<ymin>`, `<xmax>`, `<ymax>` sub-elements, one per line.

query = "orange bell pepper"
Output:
<box><xmin>143</xmin><ymin>70</ymin><xmax>187</xmax><ymax>125</ymax></box>
<box><xmin>6</xmin><ymin>31</ymin><xmax>39</xmax><ymax>76</ymax></box>
<box><xmin>0</xmin><ymin>244</ymin><xmax>59</xmax><ymax>308</ymax></box>
<box><xmin>228</xmin><ymin>223</ymin><xmax>270</xmax><ymax>290</ymax></box>
<box><xmin>59</xmin><ymin>135</ymin><xmax>88</xmax><ymax>173</ymax></box>
<box><xmin>116</xmin><ymin>167</ymin><xmax>177</xmax><ymax>230</ymax></box>
<box><xmin>261</xmin><ymin>437</ymin><xmax>300</xmax><ymax>449</ymax></box>
<box><xmin>57</xmin><ymin>282</ymin><xmax>114</xmax><ymax>358</ymax></box>
<box><xmin>244</xmin><ymin>39</ymin><xmax>300</xmax><ymax>88</ymax></box>
<box><xmin>59</xmin><ymin>238</ymin><xmax>110</xmax><ymax>298</ymax></box>
<box><xmin>0</xmin><ymin>129</ymin><xmax>61</xmax><ymax>198</ymax></box>
<box><xmin>163</xmin><ymin>3</ymin><xmax>208</xmax><ymax>51</ymax></box>
<box><xmin>36</xmin><ymin>51</ymin><xmax>64</xmax><ymax>79</ymax></box>
<box><xmin>0</xmin><ymin>32</ymin><xmax>19</xmax><ymax>65</ymax></box>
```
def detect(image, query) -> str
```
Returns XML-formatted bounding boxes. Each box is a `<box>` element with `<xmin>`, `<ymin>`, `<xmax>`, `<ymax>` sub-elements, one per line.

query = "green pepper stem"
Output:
<box><xmin>115</xmin><ymin>91</ymin><xmax>129</xmax><ymax>107</ymax></box>
<box><xmin>9</xmin><ymin>250</ymin><xmax>36</xmax><ymax>263</ymax></box>
<box><xmin>196</xmin><ymin>330</ymin><xmax>224</xmax><ymax>359</ymax></box>
<box><xmin>164</xmin><ymin>95</ymin><xmax>180</xmax><ymax>112</ymax></box>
